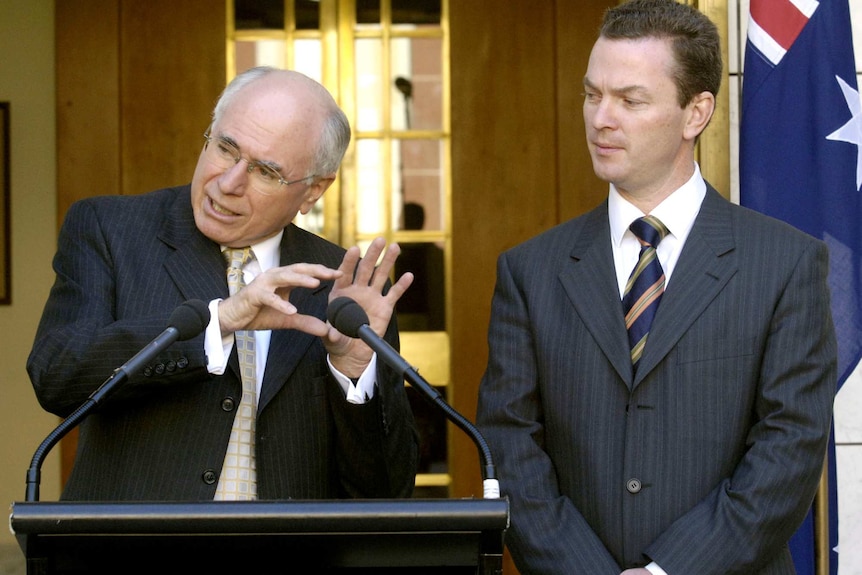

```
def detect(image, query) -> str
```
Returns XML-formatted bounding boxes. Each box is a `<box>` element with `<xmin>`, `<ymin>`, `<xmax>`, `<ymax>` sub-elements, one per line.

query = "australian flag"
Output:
<box><xmin>740</xmin><ymin>0</ymin><xmax>862</xmax><ymax>573</ymax></box>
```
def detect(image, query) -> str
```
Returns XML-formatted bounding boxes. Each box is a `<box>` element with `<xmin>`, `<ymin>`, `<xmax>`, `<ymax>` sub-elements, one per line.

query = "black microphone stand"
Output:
<box><xmin>25</xmin><ymin>393</ymin><xmax>106</xmax><ymax>502</ymax></box>
<box><xmin>26</xmin><ymin>349</ymin><xmax>164</xmax><ymax>502</ymax></box>
<box><xmin>355</xmin><ymin>324</ymin><xmax>501</xmax><ymax>499</ymax></box>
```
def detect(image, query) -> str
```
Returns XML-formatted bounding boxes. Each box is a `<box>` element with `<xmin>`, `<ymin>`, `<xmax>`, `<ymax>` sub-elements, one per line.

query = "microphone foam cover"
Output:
<box><xmin>327</xmin><ymin>296</ymin><xmax>369</xmax><ymax>338</ymax></box>
<box><xmin>169</xmin><ymin>299</ymin><xmax>211</xmax><ymax>340</ymax></box>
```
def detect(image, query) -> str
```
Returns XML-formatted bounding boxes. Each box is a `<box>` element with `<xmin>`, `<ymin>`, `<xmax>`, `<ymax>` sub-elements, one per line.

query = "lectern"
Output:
<box><xmin>10</xmin><ymin>498</ymin><xmax>509</xmax><ymax>574</ymax></box>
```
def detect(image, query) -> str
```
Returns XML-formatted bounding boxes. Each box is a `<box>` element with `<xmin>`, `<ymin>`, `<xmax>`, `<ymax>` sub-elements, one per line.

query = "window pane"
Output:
<box><xmin>235</xmin><ymin>0</ymin><xmax>283</xmax><ymax>30</ymax></box>
<box><xmin>392</xmin><ymin>0</ymin><xmax>441</xmax><ymax>25</ymax></box>
<box><xmin>406</xmin><ymin>386</ymin><xmax>448</xmax><ymax>472</ymax></box>
<box><xmin>390</xmin><ymin>37</ymin><xmax>443</xmax><ymax>131</ymax></box>
<box><xmin>395</xmin><ymin>240</ymin><xmax>446</xmax><ymax>331</ymax></box>
<box><xmin>293</xmin><ymin>39</ymin><xmax>322</xmax><ymax>82</ymax></box>
<box><xmin>355</xmin><ymin>39</ymin><xmax>383</xmax><ymax>132</ymax></box>
<box><xmin>294</xmin><ymin>200</ymin><xmax>324</xmax><ymax>235</ymax></box>
<box><xmin>392</xmin><ymin>139</ymin><xmax>444</xmax><ymax>231</ymax></box>
<box><xmin>356</xmin><ymin>0</ymin><xmax>381</xmax><ymax>25</ymax></box>
<box><xmin>295</xmin><ymin>0</ymin><xmax>320</xmax><ymax>30</ymax></box>
<box><xmin>356</xmin><ymin>139</ymin><xmax>385</xmax><ymax>235</ymax></box>
<box><xmin>235</xmin><ymin>40</ymin><xmax>286</xmax><ymax>74</ymax></box>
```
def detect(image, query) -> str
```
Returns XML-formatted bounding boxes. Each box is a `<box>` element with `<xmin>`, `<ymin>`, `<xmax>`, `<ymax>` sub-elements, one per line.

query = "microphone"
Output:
<box><xmin>327</xmin><ymin>296</ymin><xmax>500</xmax><ymax>499</ymax></box>
<box><xmin>25</xmin><ymin>299</ymin><xmax>210</xmax><ymax>501</ymax></box>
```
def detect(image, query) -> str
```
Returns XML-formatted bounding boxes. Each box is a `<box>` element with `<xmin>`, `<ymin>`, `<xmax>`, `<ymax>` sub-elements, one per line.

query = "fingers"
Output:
<box><xmin>266</xmin><ymin>263</ymin><xmax>342</xmax><ymax>287</ymax></box>
<box><xmin>354</xmin><ymin>237</ymin><xmax>388</xmax><ymax>288</ymax></box>
<box><xmin>285</xmin><ymin>313</ymin><xmax>330</xmax><ymax>338</ymax></box>
<box><xmin>255</xmin><ymin>264</ymin><xmax>342</xmax><ymax>311</ymax></box>
<box><xmin>224</xmin><ymin>263</ymin><xmax>341</xmax><ymax>332</ymax></box>
<box><xmin>386</xmin><ymin>270</ymin><xmax>415</xmax><ymax>301</ymax></box>
<box><xmin>344</xmin><ymin>237</ymin><xmax>401</xmax><ymax>290</ymax></box>
<box><xmin>336</xmin><ymin>245</ymin><xmax>362</xmax><ymax>285</ymax></box>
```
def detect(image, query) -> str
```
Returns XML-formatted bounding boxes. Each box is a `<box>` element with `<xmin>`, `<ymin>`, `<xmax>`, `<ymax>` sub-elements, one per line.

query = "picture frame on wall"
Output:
<box><xmin>1</xmin><ymin>102</ymin><xmax>9</xmax><ymax>305</ymax></box>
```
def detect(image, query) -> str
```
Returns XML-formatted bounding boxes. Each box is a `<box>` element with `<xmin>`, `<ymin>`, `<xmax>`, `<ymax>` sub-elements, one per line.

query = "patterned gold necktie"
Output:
<box><xmin>214</xmin><ymin>247</ymin><xmax>258</xmax><ymax>500</ymax></box>
<box><xmin>622</xmin><ymin>215</ymin><xmax>669</xmax><ymax>370</ymax></box>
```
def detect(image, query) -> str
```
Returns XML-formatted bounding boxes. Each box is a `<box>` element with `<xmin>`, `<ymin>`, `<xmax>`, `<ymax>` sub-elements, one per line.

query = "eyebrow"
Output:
<box><xmin>216</xmin><ymin>133</ymin><xmax>285</xmax><ymax>173</ymax></box>
<box><xmin>583</xmin><ymin>77</ymin><xmax>650</xmax><ymax>98</ymax></box>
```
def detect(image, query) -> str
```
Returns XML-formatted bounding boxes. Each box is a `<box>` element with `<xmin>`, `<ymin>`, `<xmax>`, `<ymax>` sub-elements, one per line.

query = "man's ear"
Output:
<box><xmin>684</xmin><ymin>91</ymin><xmax>716</xmax><ymax>141</ymax></box>
<box><xmin>299</xmin><ymin>175</ymin><xmax>335</xmax><ymax>215</ymax></box>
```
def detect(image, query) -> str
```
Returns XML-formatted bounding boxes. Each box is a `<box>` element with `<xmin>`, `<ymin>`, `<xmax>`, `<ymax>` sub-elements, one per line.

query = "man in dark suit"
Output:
<box><xmin>476</xmin><ymin>1</ymin><xmax>837</xmax><ymax>574</ymax></box>
<box><xmin>28</xmin><ymin>67</ymin><xmax>419</xmax><ymax>501</ymax></box>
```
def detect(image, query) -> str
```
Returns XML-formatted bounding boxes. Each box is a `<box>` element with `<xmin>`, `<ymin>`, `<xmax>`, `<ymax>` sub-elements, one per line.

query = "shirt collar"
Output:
<box><xmin>221</xmin><ymin>230</ymin><xmax>284</xmax><ymax>273</ymax></box>
<box><xmin>608</xmin><ymin>163</ymin><xmax>706</xmax><ymax>246</ymax></box>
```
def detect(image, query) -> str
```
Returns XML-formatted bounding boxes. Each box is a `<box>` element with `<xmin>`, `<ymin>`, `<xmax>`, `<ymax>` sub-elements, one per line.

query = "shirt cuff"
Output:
<box><xmin>328</xmin><ymin>354</ymin><xmax>378</xmax><ymax>404</ymax></box>
<box><xmin>645</xmin><ymin>562</ymin><xmax>668</xmax><ymax>575</ymax></box>
<box><xmin>204</xmin><ymin>298</ymin><xmax>233</xmax><ymax>375</ymax></box>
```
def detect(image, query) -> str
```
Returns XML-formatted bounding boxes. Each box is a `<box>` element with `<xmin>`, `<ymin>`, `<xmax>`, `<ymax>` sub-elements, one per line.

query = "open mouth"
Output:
<box><xmin>211</xmin><ymin>197</ymin><xmax>240</xmax><ymax>217</ymax></box>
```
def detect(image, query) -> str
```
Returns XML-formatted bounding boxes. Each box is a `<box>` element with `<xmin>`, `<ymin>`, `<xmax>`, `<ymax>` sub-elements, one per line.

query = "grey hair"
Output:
<box><xmin>210</xmin><ymin>66</ymin><xmax>351</xmax><ymax>177</ymax></box>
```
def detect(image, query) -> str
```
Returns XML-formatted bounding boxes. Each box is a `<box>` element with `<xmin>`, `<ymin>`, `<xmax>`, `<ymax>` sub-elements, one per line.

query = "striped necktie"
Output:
<box><xmin>214</xmin><ymin>247</ymin><xmax>258</xmax><ymax>500</ymax></box>
<box><xmin>622</xmin><ymin>215</ymin><xmax>669</xmax><ymax>370</ymax></box>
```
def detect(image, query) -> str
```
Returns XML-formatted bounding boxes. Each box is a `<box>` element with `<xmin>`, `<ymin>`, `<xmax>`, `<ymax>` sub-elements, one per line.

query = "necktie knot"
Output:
<box><xmin>223</xmin><ymin>247</ymin><xmax>253</xmax><ymax>271</ymax></box>
<box><xmin>629</xmin><ymin>215</ymin><xmax>669</xmax><ymax>249</ymax></box>
<box><xmin>223</xmin><ymin>247</ymin><xmax>253</xmax><ymax>295</ymax></box>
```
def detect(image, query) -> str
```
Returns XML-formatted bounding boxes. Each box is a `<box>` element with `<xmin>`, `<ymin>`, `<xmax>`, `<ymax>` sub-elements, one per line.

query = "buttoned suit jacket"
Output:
<box><xmin>28</xmin><ymin>185</ymin><xmax>419</xmax><ymax>501</ymax></box>
<box><xmin>476</xmin><ymin>186</ymin><xmax>836</xmax><ymax>575</ymax></box>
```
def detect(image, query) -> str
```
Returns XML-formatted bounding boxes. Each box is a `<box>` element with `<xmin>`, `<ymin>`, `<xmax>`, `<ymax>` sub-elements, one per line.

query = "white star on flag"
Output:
<box><xmin>826</xmin><ymin>74</ymin><xmax>862</xmax><ymax>190</ymax></box>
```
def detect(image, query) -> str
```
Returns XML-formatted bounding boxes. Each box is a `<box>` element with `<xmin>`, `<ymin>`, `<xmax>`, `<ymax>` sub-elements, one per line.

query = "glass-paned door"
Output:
<box><xmin>228</xmin><ymin>0</ymin><xmax>451</xmax><ymax>497</ymax></box>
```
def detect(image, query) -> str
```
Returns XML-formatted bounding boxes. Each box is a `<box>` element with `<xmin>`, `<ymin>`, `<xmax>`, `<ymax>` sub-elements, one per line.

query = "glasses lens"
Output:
<box><xmin>249</xmin><ymin>164</ymin><xmax>282</xmax><ymax>195</ymax></box>
<box><xmin>206</xmin><ymin>138</ymin><xmax>239</xmax><ymax>170</ymax></box>
<box><xmin>204</xmin><ymin>135</ymin><xmax>299</xmax><ymax>195</ymax></box>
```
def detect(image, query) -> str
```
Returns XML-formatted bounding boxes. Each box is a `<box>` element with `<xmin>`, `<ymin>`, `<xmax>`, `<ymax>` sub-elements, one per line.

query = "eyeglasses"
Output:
<box><xmin>202</xmin><ymin>132</ymin><xmax>316</xmax><ymax>195</ymax></box>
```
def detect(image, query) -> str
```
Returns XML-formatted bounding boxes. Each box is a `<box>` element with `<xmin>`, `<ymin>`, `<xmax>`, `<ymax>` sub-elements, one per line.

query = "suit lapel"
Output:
<box><xmin>634</xmin><ymin>186</ymin><xmax>738</xmax><ymax>386</ymax></box>
<box><xmin>258</xmin><ymin>225</ymin><xmax>332</xmax><ymax>410</ymax></box>
<box><xmin>158</xmin><ymin>187</ymin><xmax>228</xmax><ymax>304</ymax></box>
<box><xmin>558</xmin><ymin>204</ymin><xmax>635</xmax><ymax>385</ymax></box>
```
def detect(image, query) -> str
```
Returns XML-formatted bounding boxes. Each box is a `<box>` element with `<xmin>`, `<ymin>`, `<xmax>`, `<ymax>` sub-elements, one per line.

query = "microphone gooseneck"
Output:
<box><xmin>327</xmin><ymin>296</ymin><xmax>500</xmax><ymax>499</ymax></box>
<box><xmin>24</xmin><ymin>300</ymin><xmax>210</xmax><ymax>502</ymax></box>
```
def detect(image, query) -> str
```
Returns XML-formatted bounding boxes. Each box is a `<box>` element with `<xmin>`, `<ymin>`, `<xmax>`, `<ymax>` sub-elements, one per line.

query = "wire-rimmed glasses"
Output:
<box><xmin>202</xmin><ymin>132</ymin><xmax>316</xmax><ymax>195</ymax></box>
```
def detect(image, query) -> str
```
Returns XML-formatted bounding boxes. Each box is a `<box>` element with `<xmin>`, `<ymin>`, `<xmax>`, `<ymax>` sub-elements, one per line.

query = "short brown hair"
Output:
<box><xmin>600</xmin><ymin>0</ymin><xmax>722</xmax><ymax>107</ymax></box>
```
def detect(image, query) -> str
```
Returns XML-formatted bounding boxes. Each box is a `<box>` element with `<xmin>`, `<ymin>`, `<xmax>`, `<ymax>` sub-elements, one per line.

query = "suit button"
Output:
<box><xmin>177</xmin><ymin>356</ymin><xmax>189</xmax><ymax>369</ymax></box>
<box><xmin>165</xmin><ymin>360</ymin><xmax>177</xmax><ymax>372</ymax></box>
<box><xmin>143</xmin><ymin>366</ymin><xmax>153</xmax><ymax>377</ymax></box>
<box><xmin>202</xmin><ymin>470</ymin><xmax>217</xmax><ymax>485</ymax></box>
<box><xmin>626</xmin><ymin>478</ymin><xmax>642</xmax><ymax>493</ymax></box>
<box><xmin>221</xmin><ymin>397</ymin><xmax>236</xmax><ymax>412</ymax></box>
<box><xmin>154</xmin><ymin>363</ymin><xmax>165</xmax><ymax>375</ymax></box>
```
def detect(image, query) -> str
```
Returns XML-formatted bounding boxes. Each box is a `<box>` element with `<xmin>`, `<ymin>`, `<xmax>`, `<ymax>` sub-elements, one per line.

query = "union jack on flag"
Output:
<box><xmin>747</xmin><ymin>0</ymin><xmax>819</xmax><ymax>66</ymax></box>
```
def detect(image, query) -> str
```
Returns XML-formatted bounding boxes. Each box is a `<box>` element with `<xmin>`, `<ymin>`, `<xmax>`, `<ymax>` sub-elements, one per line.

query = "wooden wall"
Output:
<box><xmin>56</xmin><ymin>0</ymin><xmax>224</xmax><ymax>226</ymax></box>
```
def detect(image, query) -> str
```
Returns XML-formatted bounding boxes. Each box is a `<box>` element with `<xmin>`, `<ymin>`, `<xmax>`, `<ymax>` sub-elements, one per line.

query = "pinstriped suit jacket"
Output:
<box><xmin>28</xmin><ymin>185</ymin><xmax>419</xmax><ymax>501</ymax></box>
<box><xmin>476</xmin><ymin>186</ymin><xmax>837</xmax><ymax>574</ymax></box>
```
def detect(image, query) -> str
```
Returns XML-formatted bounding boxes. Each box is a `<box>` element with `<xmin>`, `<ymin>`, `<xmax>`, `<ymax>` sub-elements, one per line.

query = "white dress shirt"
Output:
<box><xmin>608</xmin><ymin>163</ymin><xmax>707</xmax><ymax>298</ymax></box>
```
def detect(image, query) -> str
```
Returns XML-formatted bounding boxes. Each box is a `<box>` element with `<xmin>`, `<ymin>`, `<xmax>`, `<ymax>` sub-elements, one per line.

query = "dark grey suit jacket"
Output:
<box><xmin>476</xmin><ymin>186</ymin><xmax>836</xmax><ymax>574</ymax></box>
<box><xmin>28</xmin><ymin>185</ymin><xmax>419</xmax><ymax>501</ymax></box>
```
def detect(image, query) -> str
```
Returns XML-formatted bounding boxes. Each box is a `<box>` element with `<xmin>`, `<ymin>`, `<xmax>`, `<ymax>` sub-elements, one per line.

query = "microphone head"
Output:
<box><xmin>327</xmin><ymin>297</ymin><xmax>369</xmax><ymax>338</ymax></box>
<box><xmin>169</xmin><ymin>299</ymin><xmax>211</xmax><ymax>340</ymax></box>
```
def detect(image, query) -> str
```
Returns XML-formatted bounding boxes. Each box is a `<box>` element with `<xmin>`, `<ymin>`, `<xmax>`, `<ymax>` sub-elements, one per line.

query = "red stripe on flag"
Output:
<box><xmin>750</xmin><ymin>0</ymin><xmax>810</xmax><ymax>50</ymax></box>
